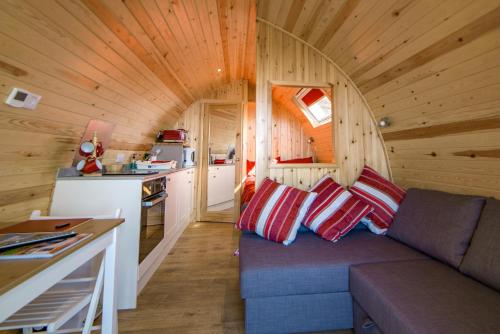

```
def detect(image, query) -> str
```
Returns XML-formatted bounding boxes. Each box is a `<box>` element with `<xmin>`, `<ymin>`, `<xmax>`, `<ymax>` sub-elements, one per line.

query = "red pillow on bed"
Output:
<box><xmin>236</xmin><ymin>178</ymin><xmax>317</xmax><ymax>245</ymax></box>
<box><xmin>350</xmin><ymin>166</ymin><xmax>406</xmax><ymax>235</ymax></box>
<box><xmin>246</xmin><ymin>160</ymin><xmax>256</xmax><ymax>175</ymax></box>
<box><xmin>303</xmin><ymin>176</ymin><xmax>373</xmax><ymax>242</ymax></box>
<box><xmin>213</xmin><ymin>159</ymin><xmax>226</xmax><ymax>164</ymax></box>
<box><xmin>277</xmin><ymin>157</ymin><xmax>314</xmax><ymax>164</ymax></box>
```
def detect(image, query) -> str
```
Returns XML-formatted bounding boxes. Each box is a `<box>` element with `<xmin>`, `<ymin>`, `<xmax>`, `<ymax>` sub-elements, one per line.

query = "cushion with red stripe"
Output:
<box><xmin>350</xmin><ymin>166</ymin><xmax>406</xmax><ymax>235</ymax></box>
<box><xmin>303</xmin><ymin>176</ymin><xmax>373</xmax><ymax>242</ymax></box>
<box><xmin>236</xmin><ymin>178</ymin><xmax>317</xmax><ymax>245</ymax></box>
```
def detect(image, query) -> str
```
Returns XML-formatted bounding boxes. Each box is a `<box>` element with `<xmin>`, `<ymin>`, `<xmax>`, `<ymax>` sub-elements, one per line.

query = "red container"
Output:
<box><xmin>162</xmin><ymin>129</ymin><xmax>186</xmax><ymax>141</ymax></box>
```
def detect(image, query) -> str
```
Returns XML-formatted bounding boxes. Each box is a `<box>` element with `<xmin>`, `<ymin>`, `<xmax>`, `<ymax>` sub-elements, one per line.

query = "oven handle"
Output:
<box><xmin>142</xmin><ymin>193</ymin><xmax>167</xmax><ymax>207</ymax></box>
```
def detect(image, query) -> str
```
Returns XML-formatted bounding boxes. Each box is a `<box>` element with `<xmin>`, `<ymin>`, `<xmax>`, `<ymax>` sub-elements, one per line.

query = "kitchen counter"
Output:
<box><xmin>56</xmin><ymin>166</ymin><xmax>196</xmax><ymax>181</ymax></box>
<box><xmin>50</xmin><ymin>167</ymin><xmax>197</xmax><ymax>309</ymax></box>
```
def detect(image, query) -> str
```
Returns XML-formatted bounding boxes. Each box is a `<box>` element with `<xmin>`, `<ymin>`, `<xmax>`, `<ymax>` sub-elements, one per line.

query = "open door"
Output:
<box><xmin>198</xmin><ymin>101</ymin><xmax>243</xmax><ymax>223</ymax></box>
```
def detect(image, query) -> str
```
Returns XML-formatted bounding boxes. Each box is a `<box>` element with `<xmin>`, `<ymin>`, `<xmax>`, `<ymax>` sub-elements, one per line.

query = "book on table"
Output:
<box><xmin>0</xmin><ymin>233</ymin><xmax>92</xmax><ymax>259</ymax></box>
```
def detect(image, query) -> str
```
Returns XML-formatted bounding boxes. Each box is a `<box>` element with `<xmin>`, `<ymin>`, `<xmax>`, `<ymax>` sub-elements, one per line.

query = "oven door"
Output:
<box><xmin>139</xmin><ymin>191</ymin><xmax>166</xmax><ymax>264</ymax></box>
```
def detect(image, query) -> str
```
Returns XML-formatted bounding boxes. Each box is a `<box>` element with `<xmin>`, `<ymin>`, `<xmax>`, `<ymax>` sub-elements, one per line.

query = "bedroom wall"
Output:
<box><xmin>256</xmin><ymin>21</ymin><xmax>390</xmax><ymax>190</ymax></box>
<box><xmin>271</xmin><ymin>85</ymin><xmax>334</xmax><ymax>163</ymax></box>
<box><xmin>271</xmin><ymin>100</ymin><xmax>308</xmax><ymax>161</ymax></box>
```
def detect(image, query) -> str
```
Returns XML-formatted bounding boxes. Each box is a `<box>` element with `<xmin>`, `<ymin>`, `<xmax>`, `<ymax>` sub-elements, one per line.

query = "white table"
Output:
<box><xmin>0</xmin><ymin>219</ymin><xmax>123</xmax><ymax>333</ymax></box>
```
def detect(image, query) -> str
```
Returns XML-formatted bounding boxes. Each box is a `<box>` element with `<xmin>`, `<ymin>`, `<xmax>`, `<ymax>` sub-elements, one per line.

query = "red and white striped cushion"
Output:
<box><xmin>236</xmin><ymin>178</ymin><xmax>317</xmax><ymax>245</ymax></box>
<box><xmin>303</xmin><ymin>176</ymin><xmax>373</xmax><ymax>242</ymax></box>
<box><xmin>350</xmin><ymin>166</ymin><xmax>406</xmax><ymax>235</ymax></box>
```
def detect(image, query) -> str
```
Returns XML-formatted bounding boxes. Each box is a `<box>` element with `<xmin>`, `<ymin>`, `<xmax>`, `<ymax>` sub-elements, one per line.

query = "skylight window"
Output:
<box><xmin>294</xmin><ymin>88</ymin><xmax>332</xmax><ymax>127</ymax></box>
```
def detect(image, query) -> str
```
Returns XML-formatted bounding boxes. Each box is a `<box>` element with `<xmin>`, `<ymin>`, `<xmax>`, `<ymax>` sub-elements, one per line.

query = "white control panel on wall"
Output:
<box><xmin>5</xmin><ymin>87</ymin><xmax>41</xmax><ymax>110</ymax></box>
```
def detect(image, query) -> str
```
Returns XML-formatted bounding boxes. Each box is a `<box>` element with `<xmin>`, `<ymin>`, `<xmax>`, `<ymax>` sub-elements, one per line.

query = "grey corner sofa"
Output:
<box><xmin>239</xmin><ymin>188</ymin><xmax>500</xmax><ymax>334</ymax></box>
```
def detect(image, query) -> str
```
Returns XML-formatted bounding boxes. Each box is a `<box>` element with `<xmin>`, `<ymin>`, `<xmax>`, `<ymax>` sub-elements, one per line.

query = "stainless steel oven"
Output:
<box><xmin>139</xmin><ymin>177</ymin><xmax>166</xmax><ymax>264</ymax></box>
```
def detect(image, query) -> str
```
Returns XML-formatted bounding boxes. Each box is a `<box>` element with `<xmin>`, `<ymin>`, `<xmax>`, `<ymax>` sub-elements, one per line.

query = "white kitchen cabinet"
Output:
<box><xmin>207</xmin><ymin>165</ymin><xmax>235</xmax><ymax>207</ymax></box>
<box><xmin>164</xmin><ymin>174</ymin><xmax>178</xmax><ymax>235</ymax></box>
<box><xmin>166</xmin><ymin>169</ymin><xmax>195</xmax><ymax>232</ymax></box>
<box><xmin>50</xmin><ymin>167</ymin><xmax>196</xmax><ymax>310</ymax></box>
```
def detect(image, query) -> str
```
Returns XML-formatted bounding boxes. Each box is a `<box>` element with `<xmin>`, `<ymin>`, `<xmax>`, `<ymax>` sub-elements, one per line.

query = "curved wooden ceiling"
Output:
<box><xmin>82</xmin><ymin>0</ymin><xmax>256</xmax><ymax>107</ymax></box>
<box><xmin>259</xmin><ymin>0</ymin><xmax>500</xmax><ymax>197</ymax></box>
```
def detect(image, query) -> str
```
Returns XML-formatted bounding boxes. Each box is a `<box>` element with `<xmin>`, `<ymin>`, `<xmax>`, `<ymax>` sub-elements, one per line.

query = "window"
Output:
<box><xmin>294</xmin><ymin>88</ymin><xmax>332</xmax><ymax>128</ymax></box>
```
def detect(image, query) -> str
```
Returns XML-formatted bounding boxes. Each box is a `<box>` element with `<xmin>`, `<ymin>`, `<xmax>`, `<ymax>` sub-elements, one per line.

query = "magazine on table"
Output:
<box><xmin>0</xmin><ymin>233</ymin><xmax>92</xmax><ymax>259</ymax></box>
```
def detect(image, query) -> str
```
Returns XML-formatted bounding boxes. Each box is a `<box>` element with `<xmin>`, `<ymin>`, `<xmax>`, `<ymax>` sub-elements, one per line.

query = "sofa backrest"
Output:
<box><xmin>460</xmin><ymin>198</ymin><xmax>500</xmax><ymax>291</ymax></box>
<box><xmin>387</xmin><ymin>188</ymin><xmax>485</xmax><ymax>268</ymax></box>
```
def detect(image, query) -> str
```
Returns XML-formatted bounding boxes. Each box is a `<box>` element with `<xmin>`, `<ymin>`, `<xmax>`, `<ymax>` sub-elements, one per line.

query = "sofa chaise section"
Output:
<box><xmin>350</xmin><ymin>259</ymin><xmax>500</xmax><ymax>334</ymax></box>
<box><xmin>239</xmin><ymin>230</ymin><xmax>428</xmax><ymax>333</ymax></box>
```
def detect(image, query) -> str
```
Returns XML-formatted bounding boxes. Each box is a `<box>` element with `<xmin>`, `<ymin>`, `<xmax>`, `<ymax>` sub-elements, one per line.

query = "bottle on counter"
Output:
<box><xmin>129</xmin><ymin>154</ymin><xmax>137</xmax><ymax>170</ymax></box>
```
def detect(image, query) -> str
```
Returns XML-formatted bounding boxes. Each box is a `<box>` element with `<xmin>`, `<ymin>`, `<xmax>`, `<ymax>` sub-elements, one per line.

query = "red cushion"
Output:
<box><xmin>277</xmin><ymin>157</ymin><xmax>314</xmax><ymax>164</ymax></box>
<box><xmin>303</xmin><ymin>176</ymin><xmax>373</xmax><ymax>242</ymax></box>
<box><xmin>213</xmin><ymin>159</ymin><xmax>226</xmax><ymax>164</ymax></box>
<box><xmin>236</xmin><ymin>178</ymin><xmax>317</xmax><ymax>245</ymax></box>
<box><xmin>350</xmin><ymin>166</ymin><xmax>406</xmax><ymax>234</ymax></box>
<box><xmin>246</xmin><ymin>160</ymin><xmax>255</xmax><ymax>175</ymax></box>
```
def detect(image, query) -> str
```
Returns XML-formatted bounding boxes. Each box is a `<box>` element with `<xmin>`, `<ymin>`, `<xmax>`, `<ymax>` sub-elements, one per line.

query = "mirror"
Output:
<box><xmin>206</xmin><ymin>104</ymin><xmax>238</xmax><ymax>213</ymax></box>
<box><xmin>271</xmin><ymin>85</ymin><xmax>335</xmax><ymax>164</ymax></box>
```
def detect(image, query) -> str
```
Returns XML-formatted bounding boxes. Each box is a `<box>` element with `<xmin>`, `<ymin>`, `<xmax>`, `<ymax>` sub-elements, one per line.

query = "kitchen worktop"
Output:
<box><xmin>56</xmin><ymin>166</ymin><xmax>196</xmax><ymax>181</ymax></box>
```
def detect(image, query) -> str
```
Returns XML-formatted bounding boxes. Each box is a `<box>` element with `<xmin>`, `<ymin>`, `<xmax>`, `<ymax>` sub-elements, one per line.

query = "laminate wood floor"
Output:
<box><xmin>0</xmin><ymin>222</ymin><xmax>352</xmax><ymax>334</ymax></box>
<box><xmin>118</xmin><ymin>222</ymin><xmax>353</xmax><ymax>334</ymax></box>
<box><xmin>118</xmin><ymin>222</ymin><xmax>243</xmax><ymax>333</ymax></box>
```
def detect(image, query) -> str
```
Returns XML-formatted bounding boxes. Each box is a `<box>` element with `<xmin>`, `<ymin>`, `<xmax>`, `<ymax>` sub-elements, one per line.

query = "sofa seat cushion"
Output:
<box><xmin>239</xmin><ymin>230</ymin><xmax>428</xmax><ymax>298</ymax></box>
<box><xmin>350</xmin><ymin>260</ymin><xmax>500</xmax><ymax>334</ymax></box>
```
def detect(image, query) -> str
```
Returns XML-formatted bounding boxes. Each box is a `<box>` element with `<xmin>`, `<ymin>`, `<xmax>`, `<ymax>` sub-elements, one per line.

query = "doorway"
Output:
<box><xmin>198</xmin><ymin>101</ymin><xmax>243</xmax><ymax>223</ymax></box>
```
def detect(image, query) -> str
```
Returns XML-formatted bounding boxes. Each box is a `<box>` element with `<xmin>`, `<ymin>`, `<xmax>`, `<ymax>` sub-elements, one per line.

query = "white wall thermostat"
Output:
<box><xmin>5</xmin><ymin>87</ymin><xmax>42</xmax><ymax>110</ymax></box>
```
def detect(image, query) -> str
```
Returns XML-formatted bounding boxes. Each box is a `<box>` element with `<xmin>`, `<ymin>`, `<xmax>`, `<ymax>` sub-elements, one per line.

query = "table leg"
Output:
<box><xmin>101</xmin><ymin>228</ymin><xmax>118</xmax><ymax>334</ymax></box>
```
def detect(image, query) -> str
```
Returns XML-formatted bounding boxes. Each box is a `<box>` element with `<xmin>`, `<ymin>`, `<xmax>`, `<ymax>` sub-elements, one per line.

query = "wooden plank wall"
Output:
<box><xmin>271</xmin><ymin>101</ymin><xmax>309</xmax><ymax>160</ymax></box>
<box><xmin>258</xmin><ymin>0</ymin><xmax>500</xmax><ymax>198</ymax></box>
<box><xmin>0</xmin><ymin>0</ymin><xmax>255</xmax><ymax>224</ymax></box>
<box><xmin>256</xmin><ymin>21</ymin><xmax>390</xmax><ymax>189</ymax></box>
<box><xmin>0</xmin><ymin>1</ymin><xmax>180</xmax><ymax>223</ymax></box>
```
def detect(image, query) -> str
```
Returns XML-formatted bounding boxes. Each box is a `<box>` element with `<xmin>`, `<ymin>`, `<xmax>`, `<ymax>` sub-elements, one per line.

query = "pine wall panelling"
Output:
<box><xmin>258</xmin><ymin>0</ymin><xmax>500</xmax><ymax>199</ymax></box>
<box><xmin>256</xmin><ymin>20</ymin><xmax>390</xmax><ymax>190</ymax></box>
<box><xmin>0</xmin><ymin>0</ymin><xmax>255</xmax><ymax>224</ymax></box>
<box><xmin>271</xmin><ymin>100</ymin><xmax>308</xmax><ymax>161</ymax></box>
